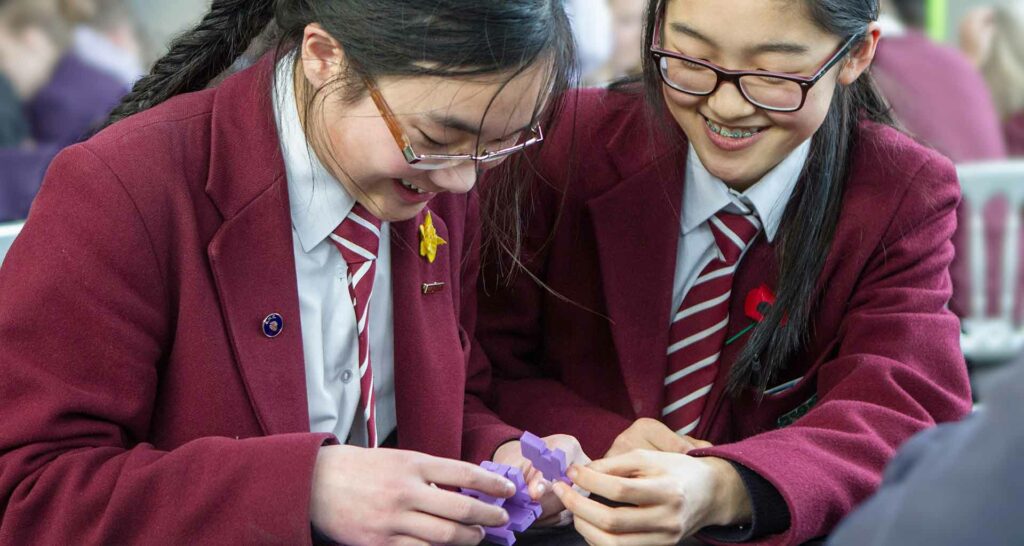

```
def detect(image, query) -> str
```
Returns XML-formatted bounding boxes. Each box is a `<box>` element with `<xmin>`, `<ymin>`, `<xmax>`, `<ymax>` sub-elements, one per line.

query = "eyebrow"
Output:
<box><xmin>428</xmin><ymin>113</ymin><xmax>534</xmax><ymax>140</ymax></box>
<box><xmin>669</xmin><ymin>22</ymin><xmax>810</xmax><ymax>56</ymax></box>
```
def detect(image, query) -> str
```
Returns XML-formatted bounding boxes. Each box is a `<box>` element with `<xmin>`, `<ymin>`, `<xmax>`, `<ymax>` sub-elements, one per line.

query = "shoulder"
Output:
<box><xmin>843</xmin><ymin>120</ymin><xmax>960</xmax><ymax>242</ymax></box>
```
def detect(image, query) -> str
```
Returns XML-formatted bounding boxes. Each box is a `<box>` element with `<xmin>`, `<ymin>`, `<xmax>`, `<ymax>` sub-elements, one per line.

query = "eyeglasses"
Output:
<box><xmin>650</xmin><ymin>11</ymin><xmax>864</xmax><ymax>113</ymax></box>
<box><xmin>364</xmin><ymin>78</ymin><xmax>545</xmax><ymax>171</ymax></box>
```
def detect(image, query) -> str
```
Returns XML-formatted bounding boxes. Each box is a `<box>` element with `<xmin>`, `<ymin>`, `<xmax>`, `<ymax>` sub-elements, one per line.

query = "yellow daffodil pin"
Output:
<box><xmin>419</xmin><ymin>211</ymin><xmax>447</xmax><ymax>263</ymax></box>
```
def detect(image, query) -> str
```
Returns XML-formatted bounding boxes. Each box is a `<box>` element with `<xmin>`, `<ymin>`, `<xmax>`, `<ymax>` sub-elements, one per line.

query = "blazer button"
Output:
<box><xmin>262</xmin><ymin>313</ymin><xmax>284</xmax><ymax>338</ymax></box>
<box><xmin>341</xmin><ymin>370</ymin><xmax>354</xmax><ymax>384</ymax></box>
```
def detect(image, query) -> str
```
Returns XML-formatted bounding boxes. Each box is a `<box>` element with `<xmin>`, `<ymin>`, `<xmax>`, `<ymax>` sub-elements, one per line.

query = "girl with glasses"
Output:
<box><xmin>0</xmin><ymin>0</ymin><xmax>588</xmax><ymax>544</ymax></box>
<box><xmin>477</xmin><ymin>0</ymin><xmax>972</xmax><ymax>544</ymax></box>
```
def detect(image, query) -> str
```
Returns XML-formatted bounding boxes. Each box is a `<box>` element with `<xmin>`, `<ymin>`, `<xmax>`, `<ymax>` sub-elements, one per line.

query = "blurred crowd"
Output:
<box><xmin>0</xmin><ymin>0</ymin><xmax>1022</xmax><ymax>224</ymax></box>
<box><xmin>0</xmin><ymin>0</ymin><xmax>143</xmax><ymax>222</ymax></box>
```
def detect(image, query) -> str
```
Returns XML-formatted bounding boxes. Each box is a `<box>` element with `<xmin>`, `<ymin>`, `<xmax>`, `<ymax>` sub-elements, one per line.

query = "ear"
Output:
<box><xmin>300</xmin><ymin>23</ymin><xmax>346</xmax><ymax>89</ymax></box>
<box><xmin>837</xmin><ymin>22</ymin><xmax>881</xmax><ymax>86</ymax></box>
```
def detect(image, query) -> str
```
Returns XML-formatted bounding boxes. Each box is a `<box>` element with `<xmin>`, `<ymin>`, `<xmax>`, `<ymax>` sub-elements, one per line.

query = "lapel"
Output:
<box><xmin>206</xmin><ymin>55</ymin><xmax>311</xmax><ymax>436</ymax></box>
<box><xmin>389</xmin><ymin>208</ymin><xmax>463</xmax><ymax>455</ymax></box>
<box><xmin>585</xmin><ymin>115</ymin><xmax>688</xmax><ymax>418</ymax></box>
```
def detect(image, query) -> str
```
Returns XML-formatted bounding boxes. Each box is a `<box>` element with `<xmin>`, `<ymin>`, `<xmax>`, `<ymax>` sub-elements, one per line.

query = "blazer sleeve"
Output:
<box><xmin>0</xmin><ymin>145</ymin><xmax>333</xmax><ymax>545</ymax></box>
<box><xmin>828</xmin><ymin>361</ymin><xmax>1024</xmax><ymax>546</ymax></box>
<box><xmin>460</xmin><ymin>189</ymin><xmax>524</xmax><ymax>464</ymax></box>
<box><xmin>475</xmin><ymin>169</ymin><xmax>633</xmax><ymax>457</ymax></box>
<box><xmin>691</xmin><ymin>156</ymin><xmax>973</xmax><ymax>545</ymax></box>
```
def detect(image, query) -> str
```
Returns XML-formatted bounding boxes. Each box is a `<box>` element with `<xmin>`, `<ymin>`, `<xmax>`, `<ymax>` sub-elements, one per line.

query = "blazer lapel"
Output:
<box><xmin>390</xmin><ymin>209</ymin><xmax>463</xmax><ymax>457</ymax></box>
<box><xmin>586</xmin><ymin>137</ymin><xmax>687</xmax><ymax>419</ymax></box>
<box><xmin>206</xmin><ymin>54</ymin><xmax>310</xmax><ymax>436</ymax></box>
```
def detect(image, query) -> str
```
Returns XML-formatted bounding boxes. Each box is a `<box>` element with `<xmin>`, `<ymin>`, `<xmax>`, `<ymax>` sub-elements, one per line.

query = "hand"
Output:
<box><xmin>310</xmin><ymin>445</ymin><xmax>517</xmax><ymax>545</ymax></box>
<box><xmin>552</xmin><ymin>451</ymin><xmax>752</xmax><ymax>546</ymax></box>
<box><xmin>604</xmin><ymin>418</ymin><xmax>712</xmax><ymax>458</ymax></box>
<box><xmin>492</xmin><ymin>433</ymin><xmax>591</xmax><ymax>527</ymax></box>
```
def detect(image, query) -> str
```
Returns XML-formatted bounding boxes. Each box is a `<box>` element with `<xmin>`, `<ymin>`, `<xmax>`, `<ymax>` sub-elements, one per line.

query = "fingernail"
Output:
<box><xmin>567</xmin><ymin>467</ymin><xmax>578</xmax><ymax>480</ymax></box>
<box><xmin>504</xmin><ymin>479</ymin><xmax>517</xmax><ymax>495</ymax></box>
<box><xmin>536</xmin><ymin>482</ymin><xmax>547</xmax><ymax>496</ymax></box>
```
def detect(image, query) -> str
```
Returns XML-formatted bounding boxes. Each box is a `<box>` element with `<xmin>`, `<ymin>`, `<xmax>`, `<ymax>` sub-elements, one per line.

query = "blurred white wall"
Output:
<box><xmin>128</xmin><ymin>0</ymin><xmax>207</xmax><ymax>59</ymax></box>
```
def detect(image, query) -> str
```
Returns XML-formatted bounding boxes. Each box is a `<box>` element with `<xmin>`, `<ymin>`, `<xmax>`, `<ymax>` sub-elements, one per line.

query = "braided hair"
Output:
<box><xmin>105</xmin><ymin>0</ymin><xmax>274</xmax><ymax>126</ymax></box>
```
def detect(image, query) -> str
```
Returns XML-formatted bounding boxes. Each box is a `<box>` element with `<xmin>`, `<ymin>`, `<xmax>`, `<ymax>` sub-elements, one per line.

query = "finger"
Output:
<box><xmin>568</xmin><ymin>465</ymin><xmax>668</xmax><ymax>506</ymax></box>
<box><xmin>412</xmin><ymin>484</ymin><xmax>510</xmax><ymax>528</ymax></box>
<box><xmin>605</xmin><ymin>436</ymin><xmax>655</xmax><ymax>459</ymax></box>
<box><xmin>384</xmin><ymin>537</ymin><xmax>431</xmax><ymax>546</ymax></box>
<box><xmin>586</xmin><ymin>451</ymin><xmax>657</xmax><ymax>478</ymax></box>
<box><xmin>574</xmin><ymin>513</ymin><xmax>681</xmax><ymax>546</ymax></box>
<box><xmin>421</xmin><ymin>457</ymin><xmax>517</xmax><ymax>499</ymax></box>
<box><xmin>528</xmin><ymin>473</ymin><xmax>550</xmax><ymax>500</ymax></box>
<box><xmin>394</xmin><ymin>512</ymin><xmax>486</xmax><ymax>546</ymax></box>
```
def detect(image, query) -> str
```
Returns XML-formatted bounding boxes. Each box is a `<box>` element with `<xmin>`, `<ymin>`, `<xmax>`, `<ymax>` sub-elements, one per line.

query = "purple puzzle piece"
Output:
<box><xmin>462</xmin><ymin>461</ymin><xmax>543</xmax><ymax>545</ymax></box>
<box><xmin>520</xmin><ymin>431</ymin><xmax>572</xmax><ymax>484</ymax></box>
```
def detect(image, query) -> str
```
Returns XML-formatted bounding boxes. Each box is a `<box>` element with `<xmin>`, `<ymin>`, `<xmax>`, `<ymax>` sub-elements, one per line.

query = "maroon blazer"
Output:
<box><xmin>476</xmin><ymin>89</ymin><xmax>972</xmax><ymax>545</ymax></box>
<box><xmin>0</xmin><ymin>57</ymin><xmax>517</xmax><ymax>544</ymax></box>
<box><xmin>1006</xmin><ymin>111</ymin><xmax>1024</xmax><ymax>157</ymax></box>
<box><xmin>872</xmin><ymin>32</ymin><xmax>1007</xmax><ymax>163</ymax></box>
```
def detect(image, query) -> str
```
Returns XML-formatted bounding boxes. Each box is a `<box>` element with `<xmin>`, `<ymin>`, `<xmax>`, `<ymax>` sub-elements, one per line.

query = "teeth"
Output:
<box><xmin>705</xmin><ymin>118</ymin><xmax>762</xmax><ymax>139</ymax></box>
<box><xmin>401</xmin><ymin>179</ymin><xmax>427</xmax><ymax>194</ymax></box>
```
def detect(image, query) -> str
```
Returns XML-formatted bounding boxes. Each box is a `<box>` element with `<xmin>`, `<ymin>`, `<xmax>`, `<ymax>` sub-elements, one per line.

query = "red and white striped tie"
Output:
<box><xmin>662</xmin><ymin>210</ymin><xmax>762</xmax><ymax>436</ymax></box>
<box><xmin>330</xmin><ymin>203</ymin><xmax>384</xmax><ymax>448</ymax></box>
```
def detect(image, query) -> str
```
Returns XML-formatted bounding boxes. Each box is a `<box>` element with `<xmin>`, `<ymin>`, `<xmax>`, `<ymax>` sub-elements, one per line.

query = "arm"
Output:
<box><xmin>690</xmin><ymin>156</ymin><xmax>973</xmax><ymax>545</ymax></box>
<box><xmin>475</xmin><ymin>169</ymin><xmax>633</xmax><ymax>457</ymax></box>
<box><xmin>0</xmin><ymin>145</ymin><xmax>331</xmax><ymax>544</ymax></box>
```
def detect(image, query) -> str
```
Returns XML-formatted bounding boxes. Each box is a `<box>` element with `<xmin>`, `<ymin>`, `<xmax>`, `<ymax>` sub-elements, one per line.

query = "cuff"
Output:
<box><xmin>700</xmin><ymin>462</ymin><xmax>791</xmax><ymax>542</ymax></box>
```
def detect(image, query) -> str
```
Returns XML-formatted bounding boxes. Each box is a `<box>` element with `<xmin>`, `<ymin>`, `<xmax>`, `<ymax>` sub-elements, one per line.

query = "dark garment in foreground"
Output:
<box><xmin>829</xmin><ymin>360</ymin><xmax>1024</xmax><ymax>546</ymax></box>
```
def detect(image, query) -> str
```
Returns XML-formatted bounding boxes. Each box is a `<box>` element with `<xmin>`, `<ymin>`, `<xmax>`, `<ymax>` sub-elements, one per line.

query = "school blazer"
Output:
<box><xmin>475</xmin><ymin>88</ymin><xmax>972</xmax><ymax>546</ymax></box>
<box><xmin>0</xmin><ymin>56</ymin><xmax>518</xmax><ymax>544</ymax></box>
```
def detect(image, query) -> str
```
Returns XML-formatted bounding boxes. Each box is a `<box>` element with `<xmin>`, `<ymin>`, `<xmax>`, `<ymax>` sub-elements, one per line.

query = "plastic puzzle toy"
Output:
<box><xmin>461</xmin><ymin>461</ymin><xmax>541</xmax><ymax>546</ymax></box>
<box><xmin>519</xmin><ymin>431</ymin><xmax>572</xmax><ymax>484</ymax></box>
<box><xmin>461</xmin><ymin>432</ymin><xmax>575</xmax><ymax>545</ymax></box>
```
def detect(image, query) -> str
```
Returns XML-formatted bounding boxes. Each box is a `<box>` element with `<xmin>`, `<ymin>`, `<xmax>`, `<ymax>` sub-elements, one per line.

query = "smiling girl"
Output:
<box><xmin>0</xmin><ymin>1</ymin><xmax>586</xmax><ymax>544</ymax></box>
<box><xmin>477</xmin><ymin>0</ymin><xmax>972</xmax><ymax>544</ymax></box>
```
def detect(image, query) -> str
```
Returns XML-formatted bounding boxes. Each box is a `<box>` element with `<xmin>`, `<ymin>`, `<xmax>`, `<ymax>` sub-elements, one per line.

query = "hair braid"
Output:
<box><xmin>105</xmin><ymin>0</ymin><xmax>276</xmax><ymax>126</ymax></box>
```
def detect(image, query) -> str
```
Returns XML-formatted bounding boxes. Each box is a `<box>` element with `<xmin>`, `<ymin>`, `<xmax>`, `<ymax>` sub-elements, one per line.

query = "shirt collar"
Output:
<box><xmin>682</xmin><ymin>139</ymin><xmax>810</xmax><ymax>243</ymax></box>
<box><xmin>273</xmin><ymin>53</ymin><xmax>356</xmax><ymax>254</ymax></box>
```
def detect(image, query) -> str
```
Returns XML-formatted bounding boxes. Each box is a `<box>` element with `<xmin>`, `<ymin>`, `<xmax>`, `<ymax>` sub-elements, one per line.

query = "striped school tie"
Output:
<box><xmin>662</xmin><ymin>209</ymin><xmax>762</xmax><ymax>436</ymax></box>
<box><xmin>329</xmin><ymin>203</ymin><xmax>384</xmax><ymax>448</ymax></box>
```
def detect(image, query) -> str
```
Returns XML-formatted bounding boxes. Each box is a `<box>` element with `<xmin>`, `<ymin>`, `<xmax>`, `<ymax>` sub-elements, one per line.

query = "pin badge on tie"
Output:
<box><xmin>421</xmin><ymin>282</ymin><xmax>446</xmax><ymax>295</ymax></box>
<box><xmin>419</xmin><ymin>211</ymin><xmax>447</xmax><ymax>264</ymax></box>
<box><xmin>262</xmin><ymin>313</ymin><xmax>284</xmax><ymax>338</ymax></box>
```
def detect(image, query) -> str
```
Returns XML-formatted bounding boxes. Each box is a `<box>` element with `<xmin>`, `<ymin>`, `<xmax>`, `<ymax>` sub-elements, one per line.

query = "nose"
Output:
<box><xmin>706</xmin><ymin>80</ymin><xmax>757</xmax><ymax>120</ymax></box>
<box><xmin>427</xmin><ymin>160</ymin><xmax>478</xmax><ymax>195</ymax></box>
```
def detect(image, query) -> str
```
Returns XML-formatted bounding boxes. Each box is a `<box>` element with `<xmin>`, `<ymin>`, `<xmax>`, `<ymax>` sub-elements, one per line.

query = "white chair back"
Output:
<box><xmin>957</xmin><ymin>160</ymin><xmax>1024</xmax><ymax>364</ymax></box>
<box><xmin>0</xmin><ymin>221</ymin><xmax>23</xmax><ymax>266</ymax></box>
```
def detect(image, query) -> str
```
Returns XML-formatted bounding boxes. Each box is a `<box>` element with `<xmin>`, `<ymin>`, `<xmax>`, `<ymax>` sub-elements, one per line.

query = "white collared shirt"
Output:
<box><xmin>672</xmin><ymin>141</ymin><xmax>811</xmax><ymax>316</ymax></box>
<box><xmin>272</xmin><ymin>55</ymin><xmax>397</xmax><ymax>445</ymax></box>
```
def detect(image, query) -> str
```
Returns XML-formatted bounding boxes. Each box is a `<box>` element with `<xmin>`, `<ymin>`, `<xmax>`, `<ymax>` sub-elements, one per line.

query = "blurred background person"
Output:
<box><xmin>69</xmin><ymin>0</ymin><xmax>147</xmax><ymax>90</ymax></box>
<box><xmin>962</xmin><ymin>2</ymin><xmax>1024</xmax><ymax>157</ymax></box>
<box><xmin>566</xmin><ymin>0</ymin><xmax>612</xmax><ymax>86</ymax></box>
<box><xmin>873</xmin><ymin>0</ymin><xmax>1007</xmax><ymax>163</ymax></box>
<box><xmin>0</xmin><ymin>0</ymin><xmax>132</xmax><ymax>222</ymax></box>
<box><xmin>585</xmin><ymin>0</ymin><xmax>644</xmax><ymax>86</ymax></box>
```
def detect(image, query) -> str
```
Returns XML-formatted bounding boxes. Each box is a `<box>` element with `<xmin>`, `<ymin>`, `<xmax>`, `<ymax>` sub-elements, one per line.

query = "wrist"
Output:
<box><xmin>704</xmin><ymin>457</ymin><xmax>753</xmax><ymax>527</ymax></box>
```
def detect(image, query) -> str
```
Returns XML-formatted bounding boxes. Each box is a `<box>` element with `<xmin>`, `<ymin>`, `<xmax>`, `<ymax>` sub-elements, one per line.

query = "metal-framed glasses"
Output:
<box><xmin>650</xmin><ymin>13</ymin><xmax>864</xmax><ymax>113</ymax></box>
<box><xmin>364</xmin><ymin>78</ymin><xmax>544</xmax><ymax>171</ymax></box>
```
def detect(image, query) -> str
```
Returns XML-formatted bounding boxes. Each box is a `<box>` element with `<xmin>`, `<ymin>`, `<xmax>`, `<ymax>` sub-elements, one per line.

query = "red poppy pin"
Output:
<box><xmin>727</xmin><ymin>284</ymin><xmax>784</xmax><ymax>346</ymax></box>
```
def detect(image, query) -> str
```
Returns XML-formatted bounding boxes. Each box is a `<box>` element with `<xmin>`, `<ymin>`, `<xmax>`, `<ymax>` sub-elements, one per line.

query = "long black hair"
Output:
<box><xmin>106</xmin><ymin>0</ymin><xmax>576</xmax><ymax>133</ymax></box>
<box><xmin>641</xmin><ymin>0</ymin><xmax>895</xmax><ymax>395</ymax></box>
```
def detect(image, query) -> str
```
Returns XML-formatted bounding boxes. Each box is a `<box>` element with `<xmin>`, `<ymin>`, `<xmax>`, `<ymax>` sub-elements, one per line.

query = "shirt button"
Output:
<box><xmin>341</xmin><ymin>370</ymin><xmax>354</xmax><ymax>384</ymax></box>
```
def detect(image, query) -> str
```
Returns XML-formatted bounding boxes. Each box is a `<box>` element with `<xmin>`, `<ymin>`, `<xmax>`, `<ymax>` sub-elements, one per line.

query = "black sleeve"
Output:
<box><xmin>700</xmin><ymin>462</ymin><xmax>791</xmax><ymax>542</ymax></box>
